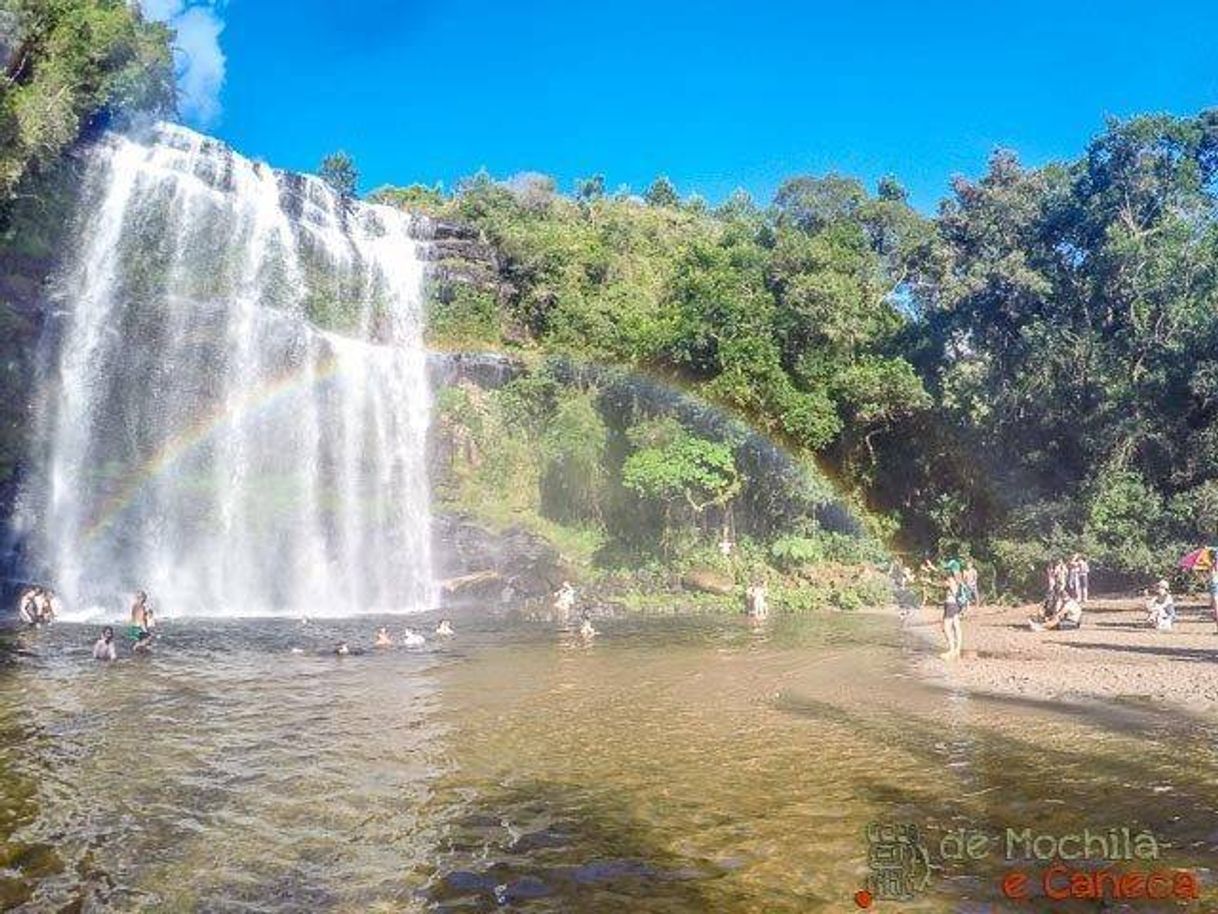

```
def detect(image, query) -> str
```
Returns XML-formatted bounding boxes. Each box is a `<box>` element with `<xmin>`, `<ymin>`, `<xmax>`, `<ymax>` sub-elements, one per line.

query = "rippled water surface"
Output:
<box><xmin>1</xmin><ymin>612</ymin><xmax>1216</xmax><ymax>912</ymax></box>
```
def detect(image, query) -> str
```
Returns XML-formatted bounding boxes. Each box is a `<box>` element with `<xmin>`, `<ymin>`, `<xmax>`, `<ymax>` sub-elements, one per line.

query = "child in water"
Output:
<box><xmin>435</xmin><ymin>619</ymin><xmax>454</xmax><ymax>636</ymax></box>
<box><xmin>374</xmin><ymin>627</ymin><xmax>393</xmax><ymax>647</ymax></box>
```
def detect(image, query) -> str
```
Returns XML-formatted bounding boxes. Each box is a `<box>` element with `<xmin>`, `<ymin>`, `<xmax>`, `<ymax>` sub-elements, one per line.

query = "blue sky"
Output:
<box><xmin>153</xmin><ymin>0</ymin><xmax>1218</xmax><ymax>211</ymax></box>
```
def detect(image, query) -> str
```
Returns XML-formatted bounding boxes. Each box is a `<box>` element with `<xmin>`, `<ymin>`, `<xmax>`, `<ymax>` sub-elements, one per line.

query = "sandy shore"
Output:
<box><xmin>905</xmin><ymin>595</ymin><xmax>1218</xmax><ymax>713</ymax></box>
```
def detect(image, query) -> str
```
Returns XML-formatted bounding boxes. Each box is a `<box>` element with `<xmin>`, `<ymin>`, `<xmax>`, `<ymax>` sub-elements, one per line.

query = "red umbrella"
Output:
<box><xmin>1179</xmin><ymin>546</ymin><xmax>1214</xmax><ymax>571</ymax></box>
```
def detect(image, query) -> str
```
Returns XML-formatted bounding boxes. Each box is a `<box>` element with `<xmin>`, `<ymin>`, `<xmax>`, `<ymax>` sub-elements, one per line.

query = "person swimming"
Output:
<box><xmin>92</xmin><ymin>626</ymin><xmax>117</xmax><ymax>661</ymax></box>
<box><xmin>374</xmin><ymin>626</ymin><xmax>393</xmax><ymax>647</ymax></box>
<box><xmin>403</xmin><ymin>628</ymin><xmax>425</xmax><ymax>647</ymax></box>
<box><xmin>579</xmin><ymin>616</ymin><xmax>597</xmax><ymax>639</ymax></box>
<box><xmin>334</xmin><ymin>641</ymin><xmax>351</xmax><ymax>656</ymax></box>
<box><xmin>435</xmin><ymin>619</ymin><xmax>454</xmax><ymax>636</ymax></box>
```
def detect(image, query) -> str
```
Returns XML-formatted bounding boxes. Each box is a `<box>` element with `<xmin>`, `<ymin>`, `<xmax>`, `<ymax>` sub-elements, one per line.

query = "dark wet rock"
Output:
<box><xmin>426</xmin><ymin>351</ymin><xmax>522</xmax><ymax>390</ymax></box>
<box><xmin>432</xmin><ymin>512</ymin><xmax>568</xmax><ymax>608</ymax></box>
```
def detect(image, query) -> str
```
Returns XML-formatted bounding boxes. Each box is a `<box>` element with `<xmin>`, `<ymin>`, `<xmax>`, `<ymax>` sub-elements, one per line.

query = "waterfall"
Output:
<box><xmin>17</xmin><ymin>124</ymin><xmax>435</xmax><ymax>617</ymax></box>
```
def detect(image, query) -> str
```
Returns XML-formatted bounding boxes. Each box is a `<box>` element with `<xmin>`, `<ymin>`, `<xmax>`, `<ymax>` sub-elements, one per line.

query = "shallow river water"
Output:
<box><xmin>1</xmin><ymin>612</ymin><xmax>1215</xmax><ymax>912</ymax></box>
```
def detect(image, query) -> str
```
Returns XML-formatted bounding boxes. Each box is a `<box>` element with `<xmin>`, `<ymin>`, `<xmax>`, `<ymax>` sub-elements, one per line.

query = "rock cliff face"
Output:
<box><xmin>418</xmin><ymin>219</ymin><xmax>505</xmax><ymax>296</ymax></box>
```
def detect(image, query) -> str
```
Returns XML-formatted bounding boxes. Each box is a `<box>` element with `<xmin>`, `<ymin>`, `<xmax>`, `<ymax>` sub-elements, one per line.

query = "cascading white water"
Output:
<box><xmin>17</xmin><ymin>124</ymin><xmax>435</xmax><ymax>617</ymax></box>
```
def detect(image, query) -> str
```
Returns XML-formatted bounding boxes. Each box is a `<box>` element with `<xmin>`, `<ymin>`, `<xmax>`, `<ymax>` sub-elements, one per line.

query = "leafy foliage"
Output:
<box><xmin>621</xmin><ymin>418</ymin><xmax>740</xmax><ymax>513</ymax></box>
<box><xmin>398</xmin><ymin>109</ymin><xmax>1218</xmax><ymax>593</ymax></box>
<box><xmin>319</xmin><ymin>150</ymin><xmax>358</xmax><ymax>198</ymax></box>
<box><xmin>0</xmin><ymin>0</ymin><xmax>174</xmax><ymax>215</ymax></box>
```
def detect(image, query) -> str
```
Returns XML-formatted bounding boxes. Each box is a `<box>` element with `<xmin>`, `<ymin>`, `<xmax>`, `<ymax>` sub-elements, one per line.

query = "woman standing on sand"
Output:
<box><xmin>963</xmin><ymin>560</ymin><xmax>980</xmax><ymax>611</ymax></box>
<box><xmin>941</xmin><ymin>572</ymin><xmax>963</xmax><ymax>660</ymax></box>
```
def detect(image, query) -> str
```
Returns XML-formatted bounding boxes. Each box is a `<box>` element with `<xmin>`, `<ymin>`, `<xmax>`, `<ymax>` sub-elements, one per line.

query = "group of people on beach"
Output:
<box><xmin>1027</xmin><ymin>555</ymin><xmax>1090</xmax><ymax>631</ymax></box>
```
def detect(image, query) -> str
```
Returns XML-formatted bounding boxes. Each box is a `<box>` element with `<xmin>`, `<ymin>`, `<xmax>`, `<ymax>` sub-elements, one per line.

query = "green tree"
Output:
<box><xmin>319</xmin><ymin>151</ymin><xmax>358</xmax><ymax>198</ymax></box>
<box><xmin>622</xmin><ymin>419</ymin><xmax>740</xmax><ymax>523</ymax></box>
<box><xmin>0</xmin><ymin>0</ymin><xmax>174</xmax><ymax>212</ymax></box>
<box><xmin>644</xmin><ymin>175</ymin><xmax>678</xmax><ymax>207</ymax></box>
<box><xmin>575</xmin><ymin>174</ymin><xmax>605</xmax><ymax>202</ymax></box>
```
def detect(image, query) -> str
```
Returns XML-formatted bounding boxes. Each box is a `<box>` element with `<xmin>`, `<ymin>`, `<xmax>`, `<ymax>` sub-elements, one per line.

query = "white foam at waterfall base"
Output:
<box><xmin>16</xmin><ymin>123</ymin><xmax>436</xmax><ymax>618</ymax></box>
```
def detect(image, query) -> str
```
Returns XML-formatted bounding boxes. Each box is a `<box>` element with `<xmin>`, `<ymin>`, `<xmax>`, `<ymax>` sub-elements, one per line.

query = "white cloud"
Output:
<box><xmin>141</xmin><ymin>1</ymin><xmax>227</xmax><ymax>127</ymax></box>
<box><xmin>140</xmin><ymin>0</ymin><xmax>187</xmax><ymax>20</ymax></box>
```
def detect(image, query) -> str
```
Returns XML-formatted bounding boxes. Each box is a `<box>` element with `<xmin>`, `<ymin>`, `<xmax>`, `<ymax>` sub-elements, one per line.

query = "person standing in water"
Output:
<box><xmin>92</xmin><ymin>627</ymin><xmax>117</xmax><ymax>661</ymax></box>
<box><xmin>130</xmin><ymin>591</ymin><xmax>149</xmax><ymax>630</ymax></box>
<box><xmin>744</xmin><ymin>581</ymin><xmax>768</xmax><ymax>620</ymax></box>
<box><xmin>17</xmin><ymin>586</ymin><xmax>40</xmax><ymax>626</ymax></box>
<box><xmin>374</xmin><ymin>626</ymin><xmax>393</xmax><ymax>647</ymax></box>
<box><xmin>35</xmin><ymin>588</ymin><xmax>56</xmax><ymax>624</ymax></box>
<box><xmin>940</xmin><ymin>572</ymin><xmax>963</xmax><ymax>660</ymax></box>
<box><xmin>129</xmin><ymin>590</ymin><xmax>154</xmax><ymax>653</ymax></box>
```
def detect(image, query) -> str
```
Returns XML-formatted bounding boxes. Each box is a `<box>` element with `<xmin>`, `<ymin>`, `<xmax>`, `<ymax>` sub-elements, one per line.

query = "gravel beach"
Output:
<box><xmin>906</xmin><ymin>595</ymin><xmax>1218</xmax><ymax>712</ymax></box>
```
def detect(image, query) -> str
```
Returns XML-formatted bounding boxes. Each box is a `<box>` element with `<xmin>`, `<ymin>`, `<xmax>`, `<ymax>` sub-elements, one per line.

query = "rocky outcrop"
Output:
<box><xmin>426</xmin><ymin>351</ymin><xmax>522</xmax><ymax>390</ymax></box>
<box><xmin>432</xmin><ymin>512</ymin><xmax>570</xmax><ymax>608</ymax></box>
<box><xmin>680</xmin><ymin>567</ymin><xmax>737</xmax><ymax>596</ymax></box>
<box><xmin>418</xmin><ymin>217</ymin><xmax>513</xmax><ymax>306</ymax></box>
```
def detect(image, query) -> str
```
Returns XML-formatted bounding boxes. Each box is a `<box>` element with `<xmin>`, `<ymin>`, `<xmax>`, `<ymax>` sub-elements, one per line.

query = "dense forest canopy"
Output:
<box><xmin>381</xmin><ymin>110</ymin><xmax>1218</xmax><ymax>592</ymax></box>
